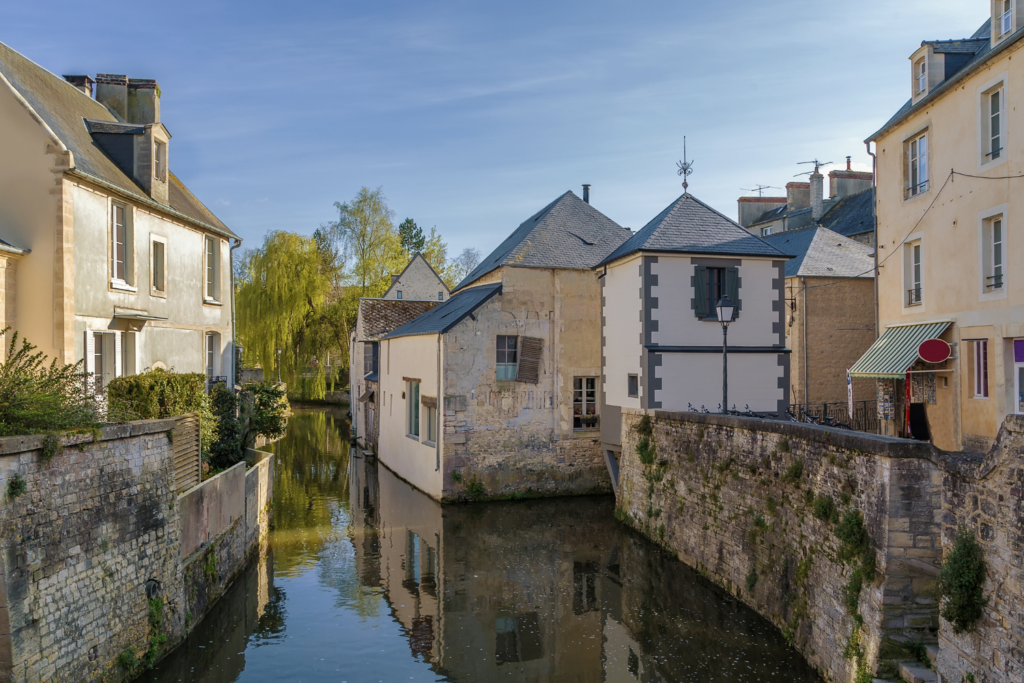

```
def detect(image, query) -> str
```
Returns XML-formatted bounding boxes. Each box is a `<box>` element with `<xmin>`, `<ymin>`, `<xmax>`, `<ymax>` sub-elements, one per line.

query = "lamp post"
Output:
<box><xmin>716</xmin><ymin>296</ymin><xmax>735</xmax><ymax>414</ymax></box>
<box><xmin>277</xmin><ymin>348</ymin><xmax>282</xmax><ymax>384</ymax></box>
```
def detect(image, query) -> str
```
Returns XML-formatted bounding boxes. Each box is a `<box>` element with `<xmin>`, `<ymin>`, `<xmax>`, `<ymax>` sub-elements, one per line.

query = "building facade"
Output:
<box><xmin>0</xmin><ymin>43</ymin><xmax>236</xmax><ymax>387</ymax></box>
<box><xmin>854</xmin><ymin>7</ymin><xmax>1024</xmax><ymax>451</ymax></box>
<box><xmin>599</xmin><ymin>193</ymin><xmax>791</xmax><ymax>458</ymax></box>
<box><xmin>375</xmin><ymin>190</ymin><xmax>631</xmax><ymax>501</ymax></box>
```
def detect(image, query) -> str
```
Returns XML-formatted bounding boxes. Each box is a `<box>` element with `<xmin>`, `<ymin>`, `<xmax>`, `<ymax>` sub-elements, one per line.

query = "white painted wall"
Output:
<box><xmin>657</xmin><ymin>352</ymin><xmax>784</xmax><ymax>413</ymax></box>
<box><xmin>377</xmin><ymin>333</ymin><xmax>444</xmax><ymax>499</ymax></box>
<box><xmin>603</xmin><ymin>254</ymin><xmax>642</xmax><ymax>411</ymax></box>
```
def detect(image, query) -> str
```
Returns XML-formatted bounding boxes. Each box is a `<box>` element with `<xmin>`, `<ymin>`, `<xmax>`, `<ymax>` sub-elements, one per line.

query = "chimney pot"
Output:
<box><xmin>846</xmin><ymin>156</ymin><xmax>852</xmax><ymax>171</ymax></box>
<box><xmin>582</xmin><ymin>184</ymin><xmax>591</xmax><ymax>204</ymax></box>
<box><xmin>63</xmin><ymin>75</ymin><xmax>94</xmax><ymax>97</ymax></box>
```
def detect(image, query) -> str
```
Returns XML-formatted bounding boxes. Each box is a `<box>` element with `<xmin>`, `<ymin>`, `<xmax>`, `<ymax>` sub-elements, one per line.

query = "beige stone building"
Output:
<box><xmin>854</xmin><ymin>6</ymin><xmax>1024</xmax><ymax>451</ymax></box>
<box><xmin>0</xmin><ymin>43</ymin><xmax>236</xmax><ymax>386</ymax></box>
<box><xmin>375</xmin><ymin>190</ymin><xmax>630</xmax><ymax>501</ymax></box>
<box><xmin>764</xmin><ymin>227</ymin><xmax>877</xmax><ymax>411</ymax></box>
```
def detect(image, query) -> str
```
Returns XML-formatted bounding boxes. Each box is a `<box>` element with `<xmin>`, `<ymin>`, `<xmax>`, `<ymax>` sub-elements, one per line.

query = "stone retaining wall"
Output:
<box><xmin>0</xmin><ymin>426</ymin><xmax>273</xmax><ymax>683</ymax></box>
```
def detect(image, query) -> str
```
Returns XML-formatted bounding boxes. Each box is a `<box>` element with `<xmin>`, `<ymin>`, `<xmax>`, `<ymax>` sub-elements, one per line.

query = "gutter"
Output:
<box><xmin>230</xmin><ymin>237</ymin><xmax>243</xmax><ymax>387</ymax></box>
<box><xmin>866</xmin><ymin>141</ymin><xmax>879</xmax><ymax>340</ymax></box>
<box><xmin>802</xmin><ymin>277</ymin><xmax>809</xmax><ymax>405</ymax></box>
<box><xmin>436</xmin><ymin>333</ymin><xmax>441</xmax><ymax>472</ymax></box>
<box><xmin>0</xmin><ymin>242</ymin><xmax>29</xmax><ymax>256</ymax></box>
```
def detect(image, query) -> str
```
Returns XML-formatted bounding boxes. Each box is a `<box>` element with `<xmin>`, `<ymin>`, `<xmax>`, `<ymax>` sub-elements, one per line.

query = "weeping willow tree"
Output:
<box><xmin>236</xmin><ymin>231</ymin><xmax>336</xmax><ymax>391</ymax></box>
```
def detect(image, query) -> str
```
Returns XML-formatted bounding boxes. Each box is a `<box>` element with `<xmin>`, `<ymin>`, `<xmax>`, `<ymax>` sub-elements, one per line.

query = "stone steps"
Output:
<box><xmin>925</xmin><ymin>645</ymin><xmax>939</xmax><ymax>667</ymax></box>
<box><xmin>899</xmin><ymin>662</ymin><xmax>938</xmax><ymax>683</ymax></box>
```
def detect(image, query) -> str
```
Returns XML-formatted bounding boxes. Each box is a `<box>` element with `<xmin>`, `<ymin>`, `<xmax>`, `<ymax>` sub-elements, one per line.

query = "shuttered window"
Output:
<box><xmin>496</xmin><ymin>335</ymin><xmax>518</xmax><ymax>380</ymax></box>
<box><xmin>516</xmin><ymin>337</ymin><xmax>543</xmax><ymax>383</ymax></box>
<box><xmin>693</xmin><ymin>265</ymin><xmax>740</xmax><ymax>320</ymax></box>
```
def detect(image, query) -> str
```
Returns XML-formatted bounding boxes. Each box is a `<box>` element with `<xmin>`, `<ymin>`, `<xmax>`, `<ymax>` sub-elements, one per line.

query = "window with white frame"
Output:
<box><xmin>904</xmin><ymin>240</ymin><xmax>923</xmax><ymax>305</ymax></box>
<box><xmin>111</xmin><ymin>203</ymin><xmax>134</xmax><ymax>285</ymax></box>
<box><xmin>761</xmin><ymin>227</ymin><xmax>773</xmax><ymax>237</ymax></box>
<box><xmin>205</xmin><ymin>236</ymin><xmax>220</xmax><ymax>301</ymax></box>
<box><xmin>983</xmin><ymin>86</ymin><xmax>1004</xmax><ymax>162</ymax></box>
<box><xmin>424</xmin><ymin>402</ymin><xmax>437</xmax><ymax>443</ymax></box>
<box><xmin>1000</xmin><ymin>0</ymin><xmax>1013</xmax><ymax>36</ymax></box>
<box><xmin>151</xmin><ymin>237</ymin><xmax>166</xmax><ymax>294</ymax></box>
<box><xmin>915</xmin><ymin>59</ymin><xmax>927</xmax><ymax>94</ymax></box>
<box><xmin>206</xmin><ymin>332</ymin><xmax>217</xmax><ymax>378</ymax></box>
<box><xmin>154</xmin><ymin>140</ymin><xmax>168</xmax><ymax>182</ymax></box>
<box><xmin>573</xmin><ymin>377</ymin><xmax>598</xmax><ymax>430</ymax></box>
<box><xmin>906</xmin><ymin>132</ymin><xmax>929</xmax><ymax>198</ymax></box>
<box><xmin>972</xmin><ymin>340</ymin><xmax>989</xmax><ymax>398</ymax></box>
<box><xmin>983</xmin><ymin>215</ymin><xmax>1005</xmax><ymax>290</ymax></box>
<box><xmin>407</xmin><ymin>380</ymin><xmax>420</xmax><ymax>437</ymax></box>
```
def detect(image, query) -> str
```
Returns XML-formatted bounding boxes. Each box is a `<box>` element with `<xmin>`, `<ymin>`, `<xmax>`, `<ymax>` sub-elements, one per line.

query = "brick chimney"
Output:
<box><xmin>127</xmin><ymin>79</ymin><xmax>160</xmax><ymax>124</ymax></box>
<box><xmin>62</xmin><ymin>75</ymin><xmax>94</xmax><ymax>97</ymax></box>
<box><xmin>95</xmin><ymin>74</ymin><xmax>128</xmax><ymax>121</ymax></box>
<box><xmin>810</xmin><ymin>165</ymin><xmax>825</xmax><ymax>221</ymax></box>
<box><xmin>828</xmin><ymin>156</ymin><xmax>874</xmax><ymax>199</ymax></box>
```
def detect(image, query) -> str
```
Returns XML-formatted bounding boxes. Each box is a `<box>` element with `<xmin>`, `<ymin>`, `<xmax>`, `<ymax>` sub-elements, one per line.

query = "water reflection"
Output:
<box><xmin>142</xmin><ymin>407</ymin><xmax>821</xmax><ymax>683</ymax></box>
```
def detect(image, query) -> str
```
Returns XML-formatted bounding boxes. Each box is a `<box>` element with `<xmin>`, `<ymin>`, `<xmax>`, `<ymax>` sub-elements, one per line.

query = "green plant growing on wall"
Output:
<box><xmin>41</xmin><ymin>433</ymin><xmax>63</xmax><ymax>461</ymax></box>
<box><xmin>782</xmin><ymin>460</ymin><xmax>803</xmax><ymax>484</ymax></box>
<box><xmin>143</xmin><ymin>596</ymin><xmax>168</xmax><ymax>668</ymax></box>
<box><xmin>812</xmin><ymin>495</ymin><xmax>839</xmax><ymax>524</ymax></box>
<box><xmin>116</xmin><ymin>647</ymin><xmax>138</xmax><ymax>673</ymax></box>
<box><xmin>746</xmin><ymin>567</ymin><xmax>758</xmax><ymax>591</ymax></box>
<box><xmin>778</xmin><ymin>437</ymin><xmax>790</xmax><ymax>452</ymax></box>
<box><xmin>937</xmin><ymin>527</ymin><xmax>988</xmax><ymax>635</ymax></box>
<box><xmin>6</xmin><ymin>474</ymin><xmax>26</xmax><ymax>499</ymax></box>
<box><xmin>450</xmin><ymin>470</ymin><xmax>462</xmax><ymax>483</ymax></box>
<box><xmin>465</xmin><ymin>478</ymin><xmax>486</xmax><ymax>501</ymax></box>
<box><xmin>203</xmin><ymin>548</ymin><xmax>219</xmax><ymax>584</ymax></box>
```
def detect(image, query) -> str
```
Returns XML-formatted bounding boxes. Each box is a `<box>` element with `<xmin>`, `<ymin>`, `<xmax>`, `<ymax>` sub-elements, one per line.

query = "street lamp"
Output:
<box><xmin>277</xmin><ymin>348</ymin><xmax>282</xmax><ymax>384</ymax></box>
<box><xmin>716</xmin><ymin>296</ymin><xmax>735</xmax><ymax>414</ymax></box>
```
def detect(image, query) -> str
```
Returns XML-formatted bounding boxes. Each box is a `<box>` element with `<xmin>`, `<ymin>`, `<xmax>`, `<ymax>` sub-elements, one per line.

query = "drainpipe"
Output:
<box><xmin>436</xmin><ymin>332</ymin><xmax>441</xmax><ymax>472</ymax></box>
<box><xmin>230</xmin><ymin>237</ymin><xmax>242</xmax><ymax>388</ymax></box>
<box><xmin>865</xmin><ymin>141</ymin><xmax>879</xmax><ymax>339</ymax></box>
<box><xmin>802</xmin><ymin>277</ymin><xmax>809</xmax><ymax>406</ymax></box>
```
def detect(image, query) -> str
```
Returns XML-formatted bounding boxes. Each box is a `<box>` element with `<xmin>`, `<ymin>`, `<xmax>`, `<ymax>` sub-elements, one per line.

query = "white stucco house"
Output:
<box><xmin>0</xmin><ymin>43</ymin><xmax>238</xmax><ymax>388</ymax></box>
<box><xmin>598</xmin><ymin>192</ymin><xmax>792</xmax><ymax>454</ymax></box>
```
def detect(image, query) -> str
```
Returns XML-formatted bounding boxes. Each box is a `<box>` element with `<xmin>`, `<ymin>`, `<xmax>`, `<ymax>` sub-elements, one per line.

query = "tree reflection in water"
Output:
<box><xmin>141</xmin><ymin>407</ymin><xmax>821</xmax><ymax>683</ymax></box>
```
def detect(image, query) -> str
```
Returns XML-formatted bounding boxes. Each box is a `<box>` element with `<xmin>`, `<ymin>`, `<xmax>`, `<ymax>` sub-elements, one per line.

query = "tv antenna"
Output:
<box><xmin>742</xmin><ymin>185</ymin><xmax>781</xmax><ymax>197</ymax></box>
<box><xmin>793</xmin><ymin>159</ymin><xmax>832</xmax><ymax>177</ymax></box>
<box><xmin>676</xmin><ymin>136</ymin><xmax>694</xmax><ymax>191</ymax></box>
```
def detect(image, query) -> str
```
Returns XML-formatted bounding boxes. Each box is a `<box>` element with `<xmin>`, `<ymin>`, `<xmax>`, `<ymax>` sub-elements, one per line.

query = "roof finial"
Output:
<box><xmin>676</xmin><ymin>136</ymin><xmax>694</xmax><ymax>192</ymax></box>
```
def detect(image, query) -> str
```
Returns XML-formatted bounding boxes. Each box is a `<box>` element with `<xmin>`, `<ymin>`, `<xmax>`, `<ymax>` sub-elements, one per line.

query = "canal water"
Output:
<box><xmin>141</xmin><ymin>407</ymin><xmax>821</xmax><ymax>683</ymax></box>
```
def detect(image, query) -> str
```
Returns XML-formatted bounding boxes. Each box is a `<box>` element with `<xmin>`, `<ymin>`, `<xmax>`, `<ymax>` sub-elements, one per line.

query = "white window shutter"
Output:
<box><xmin>85</xmin><ymin>332</ymin><xmax>95</xmax><ymax>374</ymax></box>
<box><xmin>114</xmin><ymin>331</ymin><xmax>123</xmax><ymax>377</ymax></box>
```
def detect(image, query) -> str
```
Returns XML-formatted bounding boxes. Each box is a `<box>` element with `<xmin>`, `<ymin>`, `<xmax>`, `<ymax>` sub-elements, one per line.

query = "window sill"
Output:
<box><xmin>151</xmin><ymin>289</ymin><xmax>167</xmax><ymax>299</ymax></box>
<box><xmin>203</xmin><ymin>298</ymin><xmax>223</xmax><ymax>307</ymax></box>
<box><xmin>406</xmin><ymin>434</ymin><xmax>420</xmax><ymax>442</ymax></box>
<box><xmin>423</xmin><ymin>440</ymin><xmax>436</xmax><ymax>447</ymax></box>
<box><xmin>110</xmin><ymin>280</ymin><xmax>138</xmax><ymax>293</ymax></box>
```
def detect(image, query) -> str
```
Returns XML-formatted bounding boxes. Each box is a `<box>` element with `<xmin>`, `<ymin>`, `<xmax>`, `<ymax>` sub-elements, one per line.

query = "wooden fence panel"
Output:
<box><xmin>172</xmin><ymin>412</ymin><xmax>201</xmax><ymax>493</ymax></box>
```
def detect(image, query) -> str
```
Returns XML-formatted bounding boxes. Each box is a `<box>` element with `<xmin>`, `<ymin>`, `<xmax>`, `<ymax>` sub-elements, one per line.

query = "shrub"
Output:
<box><xmin>0</xmin><ymin>328</ymin><xmax>101</xmax><ymax>437</ymax></box>
<box><xmin>208</xmin><ymin>384</ymin><xmax>242</xmax><ymax>470</ymax></box>
<box><xmin>107</xmin><ymin>369</ymin><xmax>216</xmax><ymax>452</ymax></box>
<box><xmin>465</xmin><ymin>479</ymin><xmax>486</xmax><ymax>500</ymax></box>
<box><xmin>637</xmin><ymin>437</ymin><xmax>656</xmax><ymax>465</ymax></box>
<box><xmin>6</xmin><ymin>474</ymin><xmax>27</xmax><ymax>499</ymax></box>
<box><xmin>782</xmin><ymin>460</ymin><xmax>803</xmax><ymax>484</ymax></box>
<box><xmin>812</xmin><ymin>495</ymin><xmax>839</xmax><ymax>524</ymax></box>
<box><xmin>937</xmin><ymin>527</ymin><xmax>988</xmax><ymax>635</ymax></box>
<box><xmin>240</xmin><ymin>381</ymin><xmax>289</xmax><ymax>448</ymax></box>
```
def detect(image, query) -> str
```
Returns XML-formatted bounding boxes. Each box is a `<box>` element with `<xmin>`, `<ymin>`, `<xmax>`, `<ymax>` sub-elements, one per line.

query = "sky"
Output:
<box><xmin>1</xmin><ymin>1</ymin><xmax>989</xmax><ymax>257</ymax></box>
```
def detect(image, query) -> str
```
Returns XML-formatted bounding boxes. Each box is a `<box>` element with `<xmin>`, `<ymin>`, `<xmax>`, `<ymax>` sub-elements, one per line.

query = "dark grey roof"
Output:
<box><xmin>0</xmin><ymin>41</ymin><xmax>236</xmax><ymax>239</ymax></box>
<box><xmin>868</xmin><ymin>19</ymin><xmax>1008</xmax><ymax>142</ymax></box>
<box><xmin>818</xmin><ymin>188</ymin><xmax>874</xmax><ymax>238</ymax></box>
<box><xmin>600</xmin><ymin>193</ymin><xmax>791</xmax><ymax>265</ymax></box>
<box><xmin>764</xmin><ymin>227</ymin><xmax>874</xmax><ymax>279</ymax></box>
<box><xmin>383</xmin><ymin>283</ymin><xmax>502</xmax><ymax>340</ymax></box>
<box><xmin>456</xmin><ymin>191</ymin><xmax>630</xmax><ymax>290</ymax></box>
<box><xmin>0</xmin><ymin>237</ymin><xmax>29</xmax><ymax>255</ymax></box>
<box><xmin>751</xmin><ymin>205</ymin><xmax>811</xmax><ymax>227</ymax></box>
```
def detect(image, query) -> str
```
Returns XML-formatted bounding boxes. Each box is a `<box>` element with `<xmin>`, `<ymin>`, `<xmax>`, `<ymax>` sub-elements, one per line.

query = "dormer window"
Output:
<box><xmin>915</xmin><ymin>59</ymin><xmax>927</xmax><ymax>94</ymax></box>
<box><xmin>1000</xmin><ymin>0</ymin><xmax>1013</xmax><ymax>36</ymax></box>
<box><xmin>154</xmin><ymin>140</ymin><xmax>167</xmax><ymax>182</ymax></box>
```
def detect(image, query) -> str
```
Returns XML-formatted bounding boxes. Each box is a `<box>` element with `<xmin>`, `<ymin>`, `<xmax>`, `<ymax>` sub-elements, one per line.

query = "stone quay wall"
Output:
<box><xmin>615</xmin><ymin>409</ymin><xmax>1024</xmax><ymax>683</ymax></box>
<box><xmin>0</xmin><ymin>425</ymin><xmax>274</xmax><ymax>683</ymax></box>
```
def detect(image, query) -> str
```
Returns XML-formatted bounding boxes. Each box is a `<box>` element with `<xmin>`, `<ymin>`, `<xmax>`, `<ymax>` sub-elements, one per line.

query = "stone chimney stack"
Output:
<box><xmin>810</xmin><ymin>164</ymin><xmax>825</xmax><ymax>221</ymax></box>
<box><xmin>785</xmin><ymin>182</ymin><xmax>810</xmax><ymax>211</ymax></box>
<box><xmin>127</xmin><ymin>79</ymin><xmax>160</xmax><ymax>124</ymax></box>
<box><xmin>62</xmin><ymin>75</ymin><xmax>95</xmax><ymax>97</ymax></box>
<box><xmin>95</xmin><ymin>74</ymin><xmax>129</xmax><ymax>121</ymax></box>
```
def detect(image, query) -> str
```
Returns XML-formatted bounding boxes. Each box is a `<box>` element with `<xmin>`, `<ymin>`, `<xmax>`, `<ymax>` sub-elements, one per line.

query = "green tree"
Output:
<box><xmin>398</xmin><ymin>218</ymin><xmax>425</xmax><ymax>255</ymax></box>
<box><xmin>329</xmin><ymin>187</ymin><xmax>405</xmax><ymax>296</ymax></box>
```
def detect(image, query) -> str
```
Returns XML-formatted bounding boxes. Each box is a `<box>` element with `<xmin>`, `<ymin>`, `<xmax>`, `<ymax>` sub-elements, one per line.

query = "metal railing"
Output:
<box><xmin>907</xmin><ymin>287</ymin><xmax>922</xmax><ymax>306</ymax></box>
<box><xmin>904</xmin><ymin>181</ymin><xmax>929</xmax><ymax>199</ymax></box>
<box><xmin>789</xmin><ymin>400</ymin><xmax>878</xmax><ymax>434</ymax></box>
<box><xmin>986</xmin><ymin>273</ymin><xmax>1004</xmax><ymax>290</ymax></box>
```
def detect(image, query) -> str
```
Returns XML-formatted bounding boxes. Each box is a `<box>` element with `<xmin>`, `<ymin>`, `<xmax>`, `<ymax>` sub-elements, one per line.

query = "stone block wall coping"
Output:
<box><xmin>0</xmin><ymin>418</ymin><xmax>175</xmax><ymax>456</ymax></box>
<box><xmin>936</xmin><ymin>414</ymin><xmax>1023</xmax><ymax>480</ymax></box>
<box><xmin>623</xmin><ymin>407</ymin><xmax>941</xmax><ymax>461</ymax></box>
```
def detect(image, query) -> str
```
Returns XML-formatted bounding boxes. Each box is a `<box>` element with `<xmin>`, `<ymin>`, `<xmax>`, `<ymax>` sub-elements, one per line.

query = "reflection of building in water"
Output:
<box><xmin>348</xmin><ymin>457</ymin><xmax>821</xmax><ymax>683</ymax></box>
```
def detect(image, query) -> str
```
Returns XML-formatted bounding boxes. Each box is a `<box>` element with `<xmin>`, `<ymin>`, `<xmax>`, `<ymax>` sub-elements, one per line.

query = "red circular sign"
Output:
<box><xmin>918</xmin><ymin>338</ymin><xmax>951</xmax><ymax>364</ymax></box>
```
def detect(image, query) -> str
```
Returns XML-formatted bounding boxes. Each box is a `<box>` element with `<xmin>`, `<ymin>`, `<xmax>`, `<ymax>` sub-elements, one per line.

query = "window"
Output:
<box><xmin>693</xmin><ymin>265</ymin><xmax>740</xmax><ymax>319</ymax></box>
<box><xmin>628</xmin><ymin>374</ymin><xmax>639</xmax><ymax>398</ymax></box>
<box><xmin>363</xmin><ymin>341</ymin><xmax>379</xmax><ymax>377</ymax></box>
<box><xmin>984</xmin><ymin>217</ymin><xmax>1004</xmax><ymax>290</ymax></box>
<box><xmin>154</xmin><ymin>140</ymin><xmax>167</xmax><ymax>182</ymax></box>
<box><xmin>496</xmin><ymin>335</ymin><xmax>518</xmax><ymax>380</ymax></box>
<box><xmin>206</xmin><ymin>333</ymin><xmax>216</xmax><ymax>378</ymax></box>
<box><xmin>973</xmin><ymin>340</ymin><xmax>989</xmax><ymax>398</ymax></box>
<box><xmin>425</xmin><ymin>403</ymin><xmax>437</xmax><ymax>443</ymax></box>
<box><xmin>573</xmin><ymin>377</ymin><xmax>598</xmax><ymax>430</ymax></box>
<box><xmin>438</xmin><ymin>292</ymin><xmax>443</xmax><ymax>301</ymax></box>
<box><xmin>397</xmin><ymin>290</ymin><xmax>403</xmax><ymax>299</ymax></box>
<box><xmin>111</xmin><ymin>203</ymin><xmax>134</xmax><ymax>285</ymax></box>
<box><xmin>761</xmin><ymin>227</ymin><xmax>773</xmax><ymax>237</ymax></box>
<box><xmin>988</xmin><ymin>89</ymin><xmax>1003</xmax><ymax>160</ymax></box>
<box><xmin>906</xmin><ymin>132</ymin><xmax>929</xmax><ymax>198</ymax></box>
<box><xmin>1001</xmin><ymin>0</ymin><xmax>1013</xmax><ymax>36</ymax></box>
<box><xmin>93</xmin><ymin>332</ymin><xmax>105</xmax><ymax>394</ymax></box>
<box><xmin>205</xmin><ymin>236</ymin><xmax>220</xmax><ymax>301</ymax></box>
<box><xmin>151</xmin><ymin>238</ymin><xmax>166</xmax><ymax>294</ymax></box>
<box><xmin>1014</xmin><ymin>339</ymin><xmax>1024</xmax><ymax>414</ymax></box>
<box><xmin>905</xmin><ymin>240</ymin><xmax>922</xmax><ymax>305</ymax></box>
<box><xmin>407</xmin><ymin>380</ymin><xmax>420</xmax><ymax>437</ymax></box>
<box><xmin>915</xmin><ymin>59</ymin><xmax>927</xmax><ymax>94</ymax></box>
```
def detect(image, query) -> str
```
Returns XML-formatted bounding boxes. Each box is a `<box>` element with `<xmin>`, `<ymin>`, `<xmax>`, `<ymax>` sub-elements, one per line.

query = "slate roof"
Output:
<box><xmin>359</xmin><ymin>299</ymin><xmax>441</xmax><ymax>341</ymax></box>
<box><xmin>868</xmin><ymin>19</ymin><xmax>1014</xmax><ymax>142</ymax></box>
<box><xmin>600</xmin><ymin>193</ymin><xmax>791</xmax><ymax>265</ymax></box>
<box><xmin>763</xmin><ymin>227</ymin><xmax>874</xmax><ymax>279</ymax></box>
<box><xmin>818</xmin><ymin>188</ymin><xmax>874</xmax><ymax>239</ymax></box>
<box><xmin>456</xmin><ymin>191</ymin><xmax>631</xmax><ymax>290</ymax></box>
<box><xmin>383</xmin><ymin>283</ymin><xmax>502</xmax><ymax>340</ymax></box>
<box><xmin>0</xmin><ymin>41</ymin><xmax>236</xmax><ymax>239</ymax></box>
<box><xmin>751</xmin><ymin>205</ymin><xmax>811</xmax><ymax>227</ymax></box>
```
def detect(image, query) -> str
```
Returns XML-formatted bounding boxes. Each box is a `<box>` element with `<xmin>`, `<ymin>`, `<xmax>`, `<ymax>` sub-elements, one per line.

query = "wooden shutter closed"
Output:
<box><xmin>693</xmin><ymin>266</ymin><xmax>709</xmax><ymax>319</ymax></box>
<box><xmin>516</xmin><ymin>337</ymin><xmax>543</xmax><ymax>383</ymax></box>
<box><xmin>725</xmin><ymin>267</ymin><xmax>740</xmax><ymax>319</ymax></box>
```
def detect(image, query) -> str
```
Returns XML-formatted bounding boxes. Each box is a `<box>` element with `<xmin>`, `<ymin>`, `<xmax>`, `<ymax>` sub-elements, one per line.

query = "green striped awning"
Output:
<box><xmin>849</xmin><ymin>321</ymin><xmax>951</xmax><ymax>379</ymax></box>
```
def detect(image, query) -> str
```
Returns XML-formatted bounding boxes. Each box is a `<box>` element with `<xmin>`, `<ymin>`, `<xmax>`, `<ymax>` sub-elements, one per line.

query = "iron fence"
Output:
<box><xmin>789</xmin><ymin>400</ymin><xmax>878</xmax><ymax>434</ymax></box>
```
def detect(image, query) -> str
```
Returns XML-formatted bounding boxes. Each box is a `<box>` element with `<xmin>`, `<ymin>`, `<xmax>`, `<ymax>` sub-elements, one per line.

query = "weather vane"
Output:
<box><xmin>676</xmin><ymin>136</ymin><xmax>694</xmax><ymax>191</ymax></box>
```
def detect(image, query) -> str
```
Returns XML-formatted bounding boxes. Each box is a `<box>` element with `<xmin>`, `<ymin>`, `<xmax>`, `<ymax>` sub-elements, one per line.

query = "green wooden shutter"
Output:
<box><xmin>693</xmin><ymin>266</ymin><xmax>709</xmax><ymax>318</ymax></box>
<box><xmin>726</xmin><ymin>267</ymin><xmax>740</xmax><ymax>319</ymax></box>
